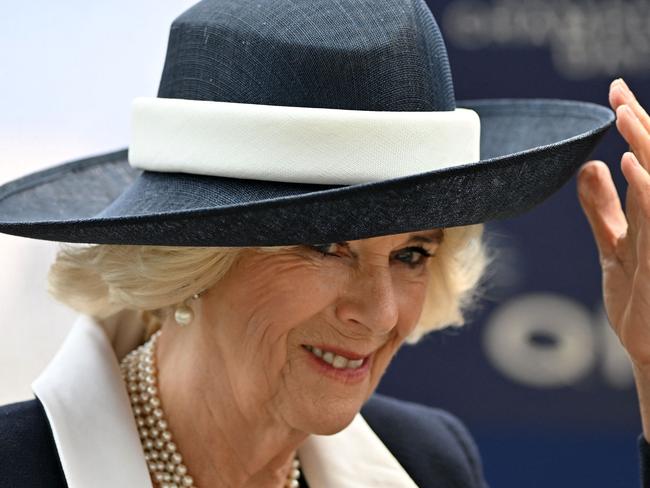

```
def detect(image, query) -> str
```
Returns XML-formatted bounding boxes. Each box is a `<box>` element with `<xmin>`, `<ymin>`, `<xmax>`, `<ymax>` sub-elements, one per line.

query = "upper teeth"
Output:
<box><xmin>304</xmin><ymin>345</ymin><xmax>364</xmax><ymax>369</ymax></box>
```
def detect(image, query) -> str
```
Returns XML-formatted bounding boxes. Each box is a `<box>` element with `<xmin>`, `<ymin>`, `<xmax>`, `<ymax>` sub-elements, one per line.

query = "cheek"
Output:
<box><xmin>214</xmin><ymin>257</ymin><xmax>343</xmax><ymax>358</ymax></box>
<box><xmin>253</xmin><ymin>268</ymin><xmax>341</xmax><ymax>333</ymax></box>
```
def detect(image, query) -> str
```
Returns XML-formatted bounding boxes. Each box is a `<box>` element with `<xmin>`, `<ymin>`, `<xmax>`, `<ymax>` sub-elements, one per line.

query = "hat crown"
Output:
<box><xmin>157</xmin><ymin>0</ymin><xmax>456</xmax><ymax>111</ymax></box>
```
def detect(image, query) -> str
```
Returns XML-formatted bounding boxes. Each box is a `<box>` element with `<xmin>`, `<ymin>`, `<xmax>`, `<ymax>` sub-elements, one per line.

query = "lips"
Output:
<box><xmin>302</xmin><ymin>344</ymin><xmax>368</xmax><ymax>369</ymax></box>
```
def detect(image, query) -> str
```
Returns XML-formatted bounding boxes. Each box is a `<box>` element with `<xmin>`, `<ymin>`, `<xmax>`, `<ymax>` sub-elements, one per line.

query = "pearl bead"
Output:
<box><xmin>174</xmin><ymin>306</ymin><xmax>194</xmax><ymax>326</ymax></box>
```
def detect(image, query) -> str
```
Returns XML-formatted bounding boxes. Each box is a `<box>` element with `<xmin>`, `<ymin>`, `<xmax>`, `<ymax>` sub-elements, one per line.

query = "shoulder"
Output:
<box><xmin>361</xmin><ymin>393</ymin><xmax>488</xmax><ymax>488</ymax></box>
<box><xmin>0</xmin><ymin>398</ymin><xmax>67</xmax><ymax>488</ymax></box>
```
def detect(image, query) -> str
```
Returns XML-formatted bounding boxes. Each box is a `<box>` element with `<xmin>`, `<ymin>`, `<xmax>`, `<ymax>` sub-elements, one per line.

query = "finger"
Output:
<box><xmin>610</xmin><ymin>79</ymin><xmax>650</xmax><ymax>134</ymax></box>
<box><xmin>577</xmin><ymin>160</ymin><xmax>628</xmax><ymax>263</ymax></box>
<box><xmin>621</xmin><ymin>151</ymin><xmax>650</xmax><ymax>220</ymax></box>
<box><xmin>616</xmin><ymin>104</ymin><xmax>650</xmax><ymax>169</ymax></box>
<box><xmin>623</xmin><ymin>153</ymin><xmax>643</xmax><ymax>269</ymax></box>
<box><xmin>621</xmin><ymin>152</ymin><xmax>650</xmax><ymax>274</ymax></box>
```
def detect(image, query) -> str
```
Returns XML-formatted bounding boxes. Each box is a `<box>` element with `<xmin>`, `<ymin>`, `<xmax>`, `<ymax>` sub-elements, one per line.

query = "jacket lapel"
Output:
<box><xmin>32</xmin><ymin>315</ymin><xmax>153</xmax><ymax>487</ymax></box>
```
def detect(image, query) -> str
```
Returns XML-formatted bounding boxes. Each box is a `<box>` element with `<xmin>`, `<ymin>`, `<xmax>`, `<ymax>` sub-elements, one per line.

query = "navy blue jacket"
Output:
<box><xmin>4</xmin><ymin>392</ymin><xmax>649</xmax><ymax>487</ymax></box>
<box><xmin>0</xmin><ymin>393</ymin><xmax>487</xmax><ymax>487</ymax></box>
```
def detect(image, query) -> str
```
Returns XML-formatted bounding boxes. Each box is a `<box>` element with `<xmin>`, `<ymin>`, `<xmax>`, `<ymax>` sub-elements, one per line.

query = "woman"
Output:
<box><xmin>0</xmin><ymin>0</ymin><xmax>648</xmax><ymax>486</ymax></box>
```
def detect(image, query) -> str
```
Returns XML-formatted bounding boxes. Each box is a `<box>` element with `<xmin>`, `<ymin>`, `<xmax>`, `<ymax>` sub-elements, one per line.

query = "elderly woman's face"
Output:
<box><xmin>196</xmin><ymin>229</ymin><xmax>442</xmax><ymax>434</ymax></box>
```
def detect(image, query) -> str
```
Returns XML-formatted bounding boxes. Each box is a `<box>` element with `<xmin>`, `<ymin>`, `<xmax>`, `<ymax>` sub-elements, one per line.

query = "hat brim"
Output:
<box><xmin>0</xmin><ymin>99</ymin><xmax>614</xmax><ymax>246</ymax></box>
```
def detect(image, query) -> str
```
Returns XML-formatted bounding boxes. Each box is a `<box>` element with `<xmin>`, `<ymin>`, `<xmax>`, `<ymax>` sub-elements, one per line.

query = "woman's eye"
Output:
<box><xmin>393</xmin><ymin>246</ymin><xmax>433</xmax><ymax>267</ymax></box>
<box><xmin>307</xmin><ymin>244</ymin><xmax>433</xmax><ymax>267</ymax></box>
<box><xmin>308</xmin><ymin>243</ymin><xmax>338</xmax><ymax>256</ymax></box>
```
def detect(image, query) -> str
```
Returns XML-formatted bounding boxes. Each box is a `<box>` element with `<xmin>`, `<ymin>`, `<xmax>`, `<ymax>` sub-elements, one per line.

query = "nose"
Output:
<box><xmin>334</xmin><ymin>263</ymin><xmax>399</xmax><ymax>336</ymax></box>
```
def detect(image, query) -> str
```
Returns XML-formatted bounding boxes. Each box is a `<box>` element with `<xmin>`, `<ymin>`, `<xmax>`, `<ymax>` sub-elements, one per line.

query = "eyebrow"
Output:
<box><xmin>407</xmin><ymin>229</ymin><xmax>444</xmax><ymax>245</ymax></box>
<box><xmin>408</xmin><ymin>229</ymin><xmax>445</xmax><ymax>243</ymax></box>
<box><xmin>333</xmin><ymin>229</ymin><xmax>444</xmax><ymax>248</ymax></box>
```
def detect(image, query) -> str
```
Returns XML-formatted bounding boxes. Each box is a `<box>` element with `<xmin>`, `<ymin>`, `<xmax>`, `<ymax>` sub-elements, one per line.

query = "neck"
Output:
<box><xmin>155</xmin><ymin>324</ymin><xmax>308</xmax><ymax>487</ymax></box>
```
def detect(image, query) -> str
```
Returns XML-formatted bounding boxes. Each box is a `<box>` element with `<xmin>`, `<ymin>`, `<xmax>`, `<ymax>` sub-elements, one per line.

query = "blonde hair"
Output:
<box><xmin>47</xmin><ymin>224</ymin><xmax>495</xmax><ymax>343</ymax></box>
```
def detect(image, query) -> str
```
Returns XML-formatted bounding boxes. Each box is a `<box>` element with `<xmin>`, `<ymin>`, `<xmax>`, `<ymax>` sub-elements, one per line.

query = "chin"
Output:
<box><xmin>305</xmin><ymin>405</ymin><xmax>360</xmax><ymax>436</ymax></box>
<box><xmin>290</xmin><ymin>393</ymin><xmax>365</xmax><ymax>436</ymax></box>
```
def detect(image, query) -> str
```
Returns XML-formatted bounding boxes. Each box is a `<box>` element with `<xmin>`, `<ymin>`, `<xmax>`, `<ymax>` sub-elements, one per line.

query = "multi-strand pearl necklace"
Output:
<box><xmin>120</xmin><ymin>330</ymin><xmax>302</xmax><ymax>488</ymax></box>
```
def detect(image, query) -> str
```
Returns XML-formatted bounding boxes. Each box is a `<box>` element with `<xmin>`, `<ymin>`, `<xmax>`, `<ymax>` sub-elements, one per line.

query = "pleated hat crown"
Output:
<box><xmin>156</xmin><ymin>0</ymin><xmax>456</xmax><ymax>112</ymax></box>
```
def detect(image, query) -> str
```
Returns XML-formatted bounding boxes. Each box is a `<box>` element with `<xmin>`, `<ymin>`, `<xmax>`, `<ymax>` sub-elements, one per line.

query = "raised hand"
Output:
<box><xmin>576</xmin><ymin>78</ymin><xmax>650</xmax><ymax>438</ymax></box>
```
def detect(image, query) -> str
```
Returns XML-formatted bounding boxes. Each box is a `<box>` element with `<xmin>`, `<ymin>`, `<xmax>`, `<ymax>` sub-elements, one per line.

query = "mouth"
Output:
<box><xmin>302</xmin><ymin>344</ymin><xmax>370</xmax><ymax>370</ymax></box>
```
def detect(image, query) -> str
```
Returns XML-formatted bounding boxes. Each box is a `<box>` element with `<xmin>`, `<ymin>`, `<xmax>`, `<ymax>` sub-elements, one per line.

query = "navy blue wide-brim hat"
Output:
<box><xmin>0</xmin><ymin>0</ymin><xmax>614</xmax><ymax>247</ymax></box>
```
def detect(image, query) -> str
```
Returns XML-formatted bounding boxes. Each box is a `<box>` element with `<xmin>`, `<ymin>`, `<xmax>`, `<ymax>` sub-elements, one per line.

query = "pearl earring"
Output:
<box><xmin>173</xmin><ymin>292</ymin><xmax>202</xmax><ymax>327</ymax></box>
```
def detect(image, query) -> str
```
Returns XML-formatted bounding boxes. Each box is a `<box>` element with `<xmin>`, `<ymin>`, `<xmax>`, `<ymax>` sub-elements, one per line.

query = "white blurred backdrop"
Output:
<box><xmin>0</xmin><ymin>1</ymin><xmax>197</xmax><ymax>404</ymax></box>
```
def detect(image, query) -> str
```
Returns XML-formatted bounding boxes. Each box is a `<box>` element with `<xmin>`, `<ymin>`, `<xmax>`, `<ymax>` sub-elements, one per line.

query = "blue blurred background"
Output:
<box><xmin>1</xmin><ymin>1</ymin><xmax>648</xmax><ymax>487</ymax></box>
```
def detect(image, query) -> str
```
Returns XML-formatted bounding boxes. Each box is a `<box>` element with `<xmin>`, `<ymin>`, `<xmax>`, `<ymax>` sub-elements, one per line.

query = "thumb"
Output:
<box><xmin>576</xmin><ymin>160</ymin><xmax>627</xmax><ymax>263</ymax></box>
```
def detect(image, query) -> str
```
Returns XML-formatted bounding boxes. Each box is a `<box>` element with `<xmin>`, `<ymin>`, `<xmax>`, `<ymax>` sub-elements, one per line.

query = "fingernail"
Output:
<box><xmin>619</xmin><ymin>78</ymin><xmax>630</xmax><ymax>93</ymax></box>
<box><xmin>611</xmin><ymin>83</ymin><xmax>626</xmax><ymax>99</ymax></box>
<box><xmin>581</xmin><ymin>164</ymin><xmax>599</xmax><ymax>187</ymax></box>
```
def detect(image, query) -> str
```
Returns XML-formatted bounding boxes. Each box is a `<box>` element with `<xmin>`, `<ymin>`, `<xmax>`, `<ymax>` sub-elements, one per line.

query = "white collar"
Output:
<box><xmin>32</xmin><ymin>315</ymin><xmax>417</xmax><ymax>487</ymax></box>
